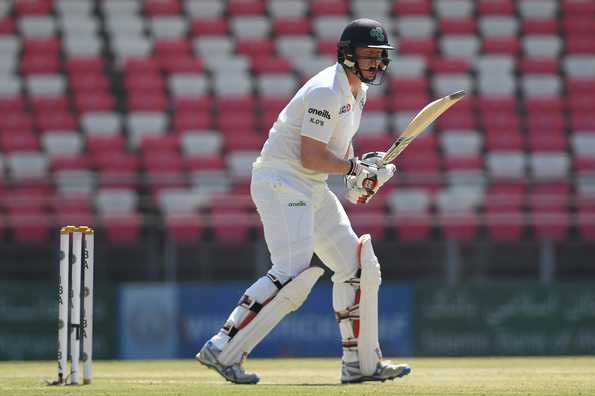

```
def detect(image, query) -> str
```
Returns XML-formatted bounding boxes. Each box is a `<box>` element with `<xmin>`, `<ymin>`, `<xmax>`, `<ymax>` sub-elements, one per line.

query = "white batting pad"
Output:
<box><xmin>357</xmin><ymin>234</ymin><xmax>382</xmax><ymax>375</ymax></box>
<box><xmin>218</xmin><ymin>267</ymin><xmax>324</xmax><ymax>366</ymax></box>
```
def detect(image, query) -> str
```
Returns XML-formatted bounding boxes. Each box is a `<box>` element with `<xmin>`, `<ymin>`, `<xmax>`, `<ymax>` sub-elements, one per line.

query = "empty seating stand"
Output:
<box><xmin>0</xmin><ymin>0</ymin><xmax>592</xmax><ymax>247</ymax></box>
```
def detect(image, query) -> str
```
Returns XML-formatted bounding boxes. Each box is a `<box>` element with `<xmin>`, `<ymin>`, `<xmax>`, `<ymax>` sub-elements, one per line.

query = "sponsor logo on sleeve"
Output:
<box><xmin>308</xmin><ymin>107</ymin><xmax>331</xmax><ymax>120</ymax></box>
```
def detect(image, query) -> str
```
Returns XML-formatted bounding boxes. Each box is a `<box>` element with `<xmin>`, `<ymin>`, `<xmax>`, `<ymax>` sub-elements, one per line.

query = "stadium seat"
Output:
<box><xmin>210</xmin><ymin>209</ymin><xmax>253</xmax><ymax>245</ymax></box>
<box><xmin>388</xmin><ymin>188</ymin><xmax>433</xmax><ymax>243</ymax></box>
<box><xmin>165</xmin><ymin>213</ymin><xmax>205</xmax><ymax>244</ymax></box>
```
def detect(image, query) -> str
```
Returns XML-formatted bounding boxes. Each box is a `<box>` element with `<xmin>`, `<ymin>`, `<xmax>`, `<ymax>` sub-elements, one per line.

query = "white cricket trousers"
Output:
<box><xmin>251</xmin><ymin>166</ymin><xmax>360</xmax><ymax>283</ymax></box>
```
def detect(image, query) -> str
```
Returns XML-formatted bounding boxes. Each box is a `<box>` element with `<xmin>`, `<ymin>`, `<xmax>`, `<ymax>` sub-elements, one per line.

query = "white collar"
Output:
<box><xmin>335</xmin><ymin>63</ymin><xmax>367</xmax><ymax>100</ymax></box>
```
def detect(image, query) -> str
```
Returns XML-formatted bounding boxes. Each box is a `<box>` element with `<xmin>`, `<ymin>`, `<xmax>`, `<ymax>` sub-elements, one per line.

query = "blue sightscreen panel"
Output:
<box><xmin>118</xmin><ymin>284</ymin><xmax>178</xmax><ymax>359</ymax></box>
<box><xmin>178</xmin><ymin>282</ymin><xmax>413</xmax><ymax>358</ymax></box>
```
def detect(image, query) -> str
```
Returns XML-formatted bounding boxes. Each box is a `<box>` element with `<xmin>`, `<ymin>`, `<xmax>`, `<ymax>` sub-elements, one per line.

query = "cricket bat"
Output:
<box><xmin>381</xmin><ymin>90</ymin><xmax>466</xmax><ymax>165</ymax></box>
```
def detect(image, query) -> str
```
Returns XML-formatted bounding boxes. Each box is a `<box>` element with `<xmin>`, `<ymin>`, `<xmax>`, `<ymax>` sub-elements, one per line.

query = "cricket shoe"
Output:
<box><xmin>341</xmin><ymin>360</ymin><xmax>411</xmax><ymax>384</ymax></box>
<box><xmin>195</xmin><ymin>341</ymin><xmax>260</xmax><ymax>385</ymax></box>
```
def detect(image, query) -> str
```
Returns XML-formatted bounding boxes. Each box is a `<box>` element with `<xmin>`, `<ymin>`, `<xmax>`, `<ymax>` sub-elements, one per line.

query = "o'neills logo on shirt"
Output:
<box><xmin>308</xmin><ymin>107</ymin><xmax>331</xmax><ymax>119</ymax></box>
<box><xmin>339</xmin><ymin>104</ymin><xmax>351</xmax><ymax>114</ymax></box>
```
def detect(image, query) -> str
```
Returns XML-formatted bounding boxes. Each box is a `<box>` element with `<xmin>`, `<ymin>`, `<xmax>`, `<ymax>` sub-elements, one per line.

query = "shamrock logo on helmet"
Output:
<box><xmin>369</xmin><ymin>26</ymin><xmax>385</xmax><ymax>42</ymax></box>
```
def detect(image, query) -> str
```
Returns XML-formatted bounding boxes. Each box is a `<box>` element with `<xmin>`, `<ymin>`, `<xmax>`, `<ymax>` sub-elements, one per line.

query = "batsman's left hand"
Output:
<box><xmin>360</xmin><ymin>151</ymin><xmax>397</xmax><ymax>190</ymax></box>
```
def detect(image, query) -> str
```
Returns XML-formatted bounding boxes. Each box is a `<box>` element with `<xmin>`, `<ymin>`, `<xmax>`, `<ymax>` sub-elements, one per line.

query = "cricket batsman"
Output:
<box><xmin>196</xmin><ymin>18</ymin><xmax>411</xmax><ymax>384</ymax></box>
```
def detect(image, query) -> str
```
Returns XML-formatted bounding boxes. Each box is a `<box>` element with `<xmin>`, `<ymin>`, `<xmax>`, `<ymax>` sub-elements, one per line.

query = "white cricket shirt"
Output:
<box><xmin>255</xmin><ymin>63</ymin><xmax>368</xmax><ymax>183</ymax></box>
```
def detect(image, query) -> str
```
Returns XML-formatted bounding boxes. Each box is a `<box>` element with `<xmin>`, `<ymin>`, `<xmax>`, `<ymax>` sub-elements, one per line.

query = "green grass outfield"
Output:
<box><xmin>1</xmin><ymin>357</ymin><xmax>594</xmax><ymax>396</ymax></box>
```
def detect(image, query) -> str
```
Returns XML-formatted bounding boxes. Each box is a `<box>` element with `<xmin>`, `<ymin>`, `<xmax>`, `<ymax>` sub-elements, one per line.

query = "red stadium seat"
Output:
<box><xmin>311</xmin><ymin>0</ymin><xmax>348</xmax><ymax>16</ymax></box>
<box><xmin>140</xmin><ymin>135</ymin><xmax>179</xmax><ymax>154</ymax></box>
<box><xmin>482</xmin><ymin>38</ymin><xmax>520</xmax><ymax>54</ymax></box>
<box><xmin>439</xmin><ymin>19</ymin><xmax>476</xmax><ymax>35</ymax></box>
<box><xmin>236</xmin><ymin>39</ymin><xmax>274</xmax><ymax>58</ymax></box>
<box><xmin>525</xmin><ymin>97</ymin><xmax>563</xmax><ymax>113</ymax></box>
<box><xmin>55</xmin><ymin>207</ymin><xmax>95</xmax><ymax>230</ymax></box>
<box><xmin>478</xmin><ymin>0</ymin><xmax>514</xmax><ymax>15</ymax></box>
<box><xmin>0</xmin><ymin>113</ymin><xmax>34</xmax><ymax>133</ymax></box>
<box><xmin>430</xmin><ymin>58</ymin><xmax>472</xmax><ymax>74</ymax></box>
<box><xmin>23</xmin><ymin>38</ymin><xmax>60</xmax><ymax>55</ymax></box>
<box><xmin>191</xmin><ymin>19</ymin><xmax>229</xmax><ymax>36</ymax></box>
<box><xmin>478</xmin><ymin>97</ymin><xmax>516</xmax><ymax>113</ymax></box>
<box><xmin>397</xmin><ymin>38</ymin><xmax>436</xmax><ymax>57</ymax></box>
<box><xmin>160</xmin><ymin>57</ymin><xmax>203</xmax><ymax>74</ymax></box>
<box><xmin>519</xmin><ymin>58</ymin><xmax>559</xmax><ymax>74</ymax></box>
<box><xmin>0</xmin><ymin>96</ymin><xmax>26</xmax><ymax>112</ymax></box>
<box><xmin>144</xmin><ymin>0</ymin><xmax>182</xmax><ymax>15</ymax></box>
<box><xmin>93</xmin><ymin>152</ymin><xmax>140</xmax><ymax>172</ymax></box>
<box><xmin>437</xmin><ymin>111</ymin><xmax>477</xmax><ymax>130</ymax></box>
<box><xmin>484</xmin><ymin>209</ymin><xmax>525</xmax><ymax>242</ymax></box>
<box><xmin>86</xmin><ymin>136</ymin><xmax>126</xmax><ymax>154</ymax></box>
<box><xmin>562</xmin><ymin>0</ymin><xmax>595</xmax><ymax>15</ymax></box>
<box><xmin>154</xmin><ymin>39</ymin><xmax>192</xmax><ymax>58</ymax></box>
<box><xmin>20</xmin><ymin>54</ymin><xmax>60</xmax><ymax>74</ymax></box>
<box><xmin>0</xmin><ymin>132</ymin><xmax>39</xmax><ymax>152</ymax></box>
<box><xmin>485</xmin><ymin>129</ymin><xmax>524</xmax><ymax>150</ymax></box>
<box><xmin>210</xmin><ymin>209</ymin><xmax>253</xmax><ymax>245</ymax></box>
<box><xmin>354</xmin><ymin>135</ymin><xmax>395</xmax><ymax>156</ymax></box>
<box><xmin>74</xmin><ymin>93</ymin><xmax>115</xmax><ymax>112</ymax></box>
<box><xmin>14</xmin><ymin>0</ymin><xmax>53</xmax><ymax>15</ymax></box>
<box><xmin>50</xmin><ymin>156</ymin><xmax>92</xmax><ymax>172</ymax></box>
<box><xmin>391</xmin><ymin>94</ymin><xmax>430</xmax><ymax>112</ymax></box>
<box><xmin>127</xmin><ymin>92</ymin><xmax>167</xmax><ymax>111</ymax></box>
<box><xmin>258</xmin><ymin>97</ymin><xmax>288</xmax><ymax>114</ymax></box>
<box><xmin>528</xmin><ymin>184</ymin><xmax>570</xmax><ymax>211</ymax></box>
<box><xmin>526</xmin><ymin>113</ymin><xmax>565</xmax><ymax>133</ymax></box>
<box><xmin>251</xmin><ymin>57</ymin><xmax>292</xmax><ymax>74</ymax></box>
<box><xmin>393</xmin><ymin>0</ymin><xmax>431</xmax><ymax>15</ymax></box>
<box><xmin>30</xmin><ymin>97</ymin><xmax>69</xmax><ymax>113</ymax></box>
<box><xmin>439</xmin><ymin>211</ymin><xmax>479</xmax><ymax>242</ymax></box>
<box><xmin>393</xmin><ymin>212</ymin><xmax>433</xmax><ymax>243</ymax></box>
<box><xmin>223</xmin><ymin>132</ymin><xmax>265</xmax><ymax>152</ymax></box>
<box><xmin>65</xmin><ymin>57</ymin><xmax>105</xmax><ymax>74</ymax></box>
<box><xmin>526</xmin><ymin>132</ymin><xmax>567</xmax><ymax>152</ymax></box>
<box><xmin>173</xmin><ymin>111</ymin><xmax>212</xmax><ymax>132</ymax></box>
<box><xmin>70</xmin><ymin>74</ymin><xmax>110</xmax><ymax>91</ymax></box>
<box><xmin>349</xmin><ymin>210</ymin><xmax>387</xmax><ymax>241</ymax></box>
<box><xmin>562</xmin><ymin>16</ymin><xmax>595</xmax><ymax>36</ymax></box>
<box><xmin>443</xmin><ymin>157</ymin><xmax>483</xmax><ymax>172</ymax></box>
<box><xmin>364</xmin><ymin>96</ymin><xmax>387</xmax><ymax>112</ymax></box>
<box><xmin>216</xmin><ymin>96</ymin><xmax>255</xmax><ymax>112</ymax></box>
<box><xmin>228</xmin><ymin>0</ymin><xmax>265</xmax><ymax>15</ymax></box>
<box><xmin>273</xmin><ymin>19</ymin><xmax>311</xmax><ymax>36</ymax></box>
<box><xmin>390</xmin><ymin>78</ymin><xmax>428</xmax><ymax>94</ymax></box>
<box><xmin>8</xmin><ymin>208</ymin><xmax>52</xmax><ymax>245</ymax></box>
<box><xmin>565</xmin><ymin>38</ymin><xmax>595</xmax><ymax>54</ymax></box>
<box><xmin>571</xmin><ymin>114</ymin><xmax>595</xmax><ymax>130</ymax></box>
<box><xmin>0</xmin><ymin>18</ymin><xmax>15</xmax><ymax>34</ymax></box>
<box><xmin>576</xmin><ymin>191</ymin><xmax>595</xmax><ymax>241</ymax></box>
<box><xmin>164</xmin><ymin>213</ymin><xmax>205</xmax><ymax>244</ymax></box>
<box><xmin>185</xmin><ymin>156</ymin><xmax>226</xmax><ymax>172</ymax></box>
<box><xmin>522</xmin><ymin>20</ymin><xmax>559</xmax><ymax>35</ymax></box>
<box><xmin>574</xmin><ymin>158</ymin><xmax>595</xmax><ymax>176</ymax></box>
<box><xmin>216</xmin><ymin>112</ymin><xmax>256</xmax><ymax>132</ymax></box>
<box><xmin>100</xmin><ymin>213</ymin><xmax>142</xmax><ymax>245</ymax></box>
<box><xmin>123</xmin><ymin>58</ymin><xmax>160</xmax><ymax>74</ymax></box>
<box><xmin>35</xmin><ymin>111</ymin><xmax>76</xmax><ymax>132</ymax></box>
<box><xmin>97</xmin><ymin>169</ymin><xmax>139</xmax><ymax>188</ymax></box>
<box><xmin>530</xmin><ymin>209</ymin><xmax>570</xmax><ymax>241</ymax></box>
<box><xmin>482</xmin><ymin>111</ymin><xmax>521</xmax><ymax>130</ymax></box>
